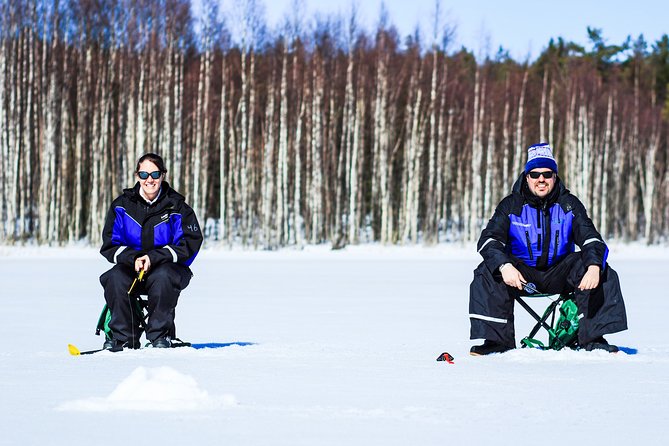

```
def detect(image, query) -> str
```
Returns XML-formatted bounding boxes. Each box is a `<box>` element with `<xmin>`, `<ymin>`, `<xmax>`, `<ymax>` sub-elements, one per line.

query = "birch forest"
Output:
<box><xmin>1</xmin><ymin>0</ymin><xmax>669</xmax><ymax>248</ymax></box>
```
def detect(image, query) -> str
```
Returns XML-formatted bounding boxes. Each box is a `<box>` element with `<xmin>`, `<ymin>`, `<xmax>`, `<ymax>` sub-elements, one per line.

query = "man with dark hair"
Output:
<box><xmin>469</xmin><ymin>143</ymin><xmax>628</xmax><ymax>355</ymax></box>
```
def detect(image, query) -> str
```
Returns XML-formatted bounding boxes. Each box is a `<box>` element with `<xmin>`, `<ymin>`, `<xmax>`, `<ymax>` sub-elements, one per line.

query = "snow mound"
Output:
<box><xmin>57</xmin><ymin>366</ymin><xmax>236</xmax><ymax>412</ymax></box>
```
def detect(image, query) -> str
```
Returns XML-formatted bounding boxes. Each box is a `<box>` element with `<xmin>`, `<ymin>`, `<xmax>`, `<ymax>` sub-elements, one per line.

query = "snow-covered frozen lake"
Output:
<box><xmin>1</xmin><ymin>243</ymin><xmax>668</xmax><ymax>445</ymax></box>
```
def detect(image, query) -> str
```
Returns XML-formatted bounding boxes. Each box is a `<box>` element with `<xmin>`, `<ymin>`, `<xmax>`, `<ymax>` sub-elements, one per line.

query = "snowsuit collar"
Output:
<box><xmin>511</xmin><ymin>172</ymin><xmax>566</xmax><ymax>208</ymax></box>
<box><xmin>124</xmin><ymin>181</ymin><xmax>184</xmax><ymax>205</ymax></box>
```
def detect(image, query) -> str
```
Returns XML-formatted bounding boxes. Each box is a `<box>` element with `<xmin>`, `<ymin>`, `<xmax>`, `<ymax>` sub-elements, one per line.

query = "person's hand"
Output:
<box><xmin>134</xmin><ymin>255</ymin><xmax>151</xmax><ymax>273</ymax></box>
<box><xmin>578</xmin><ymin>265</ymin><xmax>600</xmax><ymax>290</ymax></box>
<box><xmin>500</xmin><ymin>264</ymin><xmax>527</xmax><ymax>290</ymax></box>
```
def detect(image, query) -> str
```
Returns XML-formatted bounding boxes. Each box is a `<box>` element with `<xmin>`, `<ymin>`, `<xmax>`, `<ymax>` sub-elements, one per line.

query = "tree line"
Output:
<box><xmin>1</xmin><ymin>0</ymin><xmax>668</xmax><ymax>248</ymax></box>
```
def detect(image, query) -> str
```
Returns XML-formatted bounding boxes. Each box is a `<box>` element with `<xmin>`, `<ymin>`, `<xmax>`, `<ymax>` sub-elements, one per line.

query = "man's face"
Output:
<box><xmin>526</xmin><ymin>169</ymin><xmax>555</xmax><ymax>198</ymax></box>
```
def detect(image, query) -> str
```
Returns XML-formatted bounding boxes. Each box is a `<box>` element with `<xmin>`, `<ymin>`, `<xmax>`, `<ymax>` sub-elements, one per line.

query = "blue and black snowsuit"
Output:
<box><xmin>100</xmin><ymin>182</ymin><xmax>203</xmax><ymax>343</ymax></box>
<box><xmin>469</xmin><ymin>174</ymin><xmax>627</xmax><ymax>347</ymax></box>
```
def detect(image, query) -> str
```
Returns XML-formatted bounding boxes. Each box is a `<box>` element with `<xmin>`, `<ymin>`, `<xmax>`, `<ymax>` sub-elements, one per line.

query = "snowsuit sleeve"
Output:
<box><xmin>100</xmin><ymin>199</ymin><xmax>138</xmax><ymax>267</ymax></box>
<box><xmin>477</xmin><ymin>196</ymin><xmax>513</xmax><ymax>273</ymax></box>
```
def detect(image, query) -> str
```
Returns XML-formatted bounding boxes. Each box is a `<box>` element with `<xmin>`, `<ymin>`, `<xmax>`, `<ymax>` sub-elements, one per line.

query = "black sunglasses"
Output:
<box><xmin>528</xmin><ymin>171</ymin><xmax>554</xmax><ymax>179</ymax></box>
<box><xmin>137</xmin><ymin>170</ymin><xmax>163</xmax><ymax>180</ymax></box>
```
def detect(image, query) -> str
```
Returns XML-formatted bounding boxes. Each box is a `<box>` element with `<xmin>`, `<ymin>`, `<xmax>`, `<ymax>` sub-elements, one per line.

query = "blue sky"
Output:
<box><xmin>257</xmin><ymin>0</ymin><xmax>668</xmax><ymax>60</ymax></box>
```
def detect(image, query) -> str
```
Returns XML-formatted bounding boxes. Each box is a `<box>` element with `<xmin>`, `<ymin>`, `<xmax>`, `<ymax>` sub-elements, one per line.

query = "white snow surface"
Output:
<box><xmin>1</xmin><ymin>242</ymin><xmax>668</xmax><ymax>445</ymax></box>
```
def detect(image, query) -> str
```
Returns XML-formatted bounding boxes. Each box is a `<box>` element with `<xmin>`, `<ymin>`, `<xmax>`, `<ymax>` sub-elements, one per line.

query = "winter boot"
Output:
<box><xmin>583</xmin><ymin>336</ymin><xmax>619</xmax><ymax>353</ymax></box>
<box><xmin>470</xmin><ymin>340</ymin><xmax>513</xmax><ymax>356</ymax></box>
<box><xmin>103</xmin><ymin>338</ymin><xmax>140</xmax><ymax>352</ymax></box>
<box><xmin>152</xmin><ymin>337</ymin><xmax>172</xmax><ymax>348</ymax></box>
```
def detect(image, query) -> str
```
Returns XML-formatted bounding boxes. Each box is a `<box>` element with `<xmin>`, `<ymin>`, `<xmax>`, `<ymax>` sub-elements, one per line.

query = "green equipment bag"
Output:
<box><xmin>521</xmin><ymin>298</ymin><xmax>580</xmax><ymax>351</ymax></box>
<box><xmin>549</xmin><ymin>298</ymin><xmax>580</xmax><ymax>350</ymax></box>
<box><xmin>95</xmin><ymin>298</ymin><xmax>147</xmax><ymax>342</ymax></box>
<box><xmin>95</xmin><ymin>305</ymin><xmax>114</xmax><ymax>342</ymax></box>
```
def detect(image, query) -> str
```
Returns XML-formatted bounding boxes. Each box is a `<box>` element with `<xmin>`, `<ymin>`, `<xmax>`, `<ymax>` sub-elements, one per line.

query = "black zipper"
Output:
<box><xmin>553</xmin><ymin>230</ymin><xmax>559</xmax><ymax>259</ymax></box>
<box><xmin>525</xmin><ymin>231</ymin><xmax>534</xmax><ymax>260</ymax></box>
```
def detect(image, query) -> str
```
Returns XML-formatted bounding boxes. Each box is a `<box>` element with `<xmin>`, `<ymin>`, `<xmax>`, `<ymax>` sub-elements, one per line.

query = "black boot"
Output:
<box><xmin>470</xmin><ymin>340</ymin><xmax>513</xmax><ymax>356</ymax></box>
<box><xmin>583</xmin><ymin>336</ymin><xmax>619</xmax><ymax>353</ymax></box>
<box><xmin>103</xmin><ymin>338</ymin><xmax>140</xmax><ymax>352</ymax></box>
<box><xmin>151</xmin><ymin>337</ymin><xmax>172</xmax><ymax>348</ymax></box>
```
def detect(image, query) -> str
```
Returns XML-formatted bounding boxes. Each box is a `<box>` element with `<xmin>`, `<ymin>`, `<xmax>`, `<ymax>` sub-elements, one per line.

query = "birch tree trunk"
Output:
<box><xmin>21</xmin><ymin>11</ymin><xmax>36</xmax><ymax>238</ymax></box>
<box><xmin>484</xmin><ymin>120</ymin><xmax>495</xmax><ymax>219</ymax></box>
<box><xmin>598</xmin><ymin>92</ymin><xmax>614</xmax><ymax>236</ymax></box>
<box><xmin>425</xmin><ymin>48</ymin><xmax>439</xmax><ymax>244</ymax></box>
<box><xmin>347</xmin><ymin>68</ymin><xmax>363</xmax><ymax>245</ymax></box>
<box><xmin>247</xmin><ymin>50</ymin><xmax>257</xmax><ymax>244</ymax></box>
<box><xmin>278</xmin><ymin>42</ymin><xmax>290</xmax><ymax>244</ymax></box>
<box><xmin>626</xmin><ymin>69</ymin><xmax>641</xmax><ymax>241</ymax></box>
<box><xmin>193</xmin><ymin>47</ymin><xmax>208</xmax><ymax>222</ymax></box>
<box><xmin>293</xmin><ymin>87</ymin><xmax>305</xmax><ymax>247</ymax></box>
<box><xmin>514</xmin><ymin>68</ymin><xmax>528</xmax><ymax>174</ymax></box>
<box><xmin>309</xmin><ymin>52</ymin><xmax>324</xmax><ymax>244</ymax></box>
<box><xmin>38</xmin><ymin>7</ymin><xmax>57</xmax><ymax>243</ymax></box>
<box><xmin>171</xmin><ymin>50</ymin><xmax>184</xmax><ymax>192</ymax></box>
<box><xmin>374</xmin><ymin>34</ymin><xmax>392</xmax><ymax>244</ymax></box>
<box><xmin>334</xmin><ymin>44</ymin><xmax>356</xmax><ymax>247</ymax></box>
<box><xmin>402</xmin><ymin>59</ymin><xmax>423</xmax><ymax>243</ymax></box>
<box><xmin>226</xmin><ymin>76</ymin><xmax>237</xmax><ymax>245</ymax></box>
<box><xmin>564</xmin><ymin>85</ymin><xmax>578</xmax><ymax>195</ymax></box>
<box><xmin>440</xmin><ymin>98</ymin><xmax>455</xmax><ymax>238</ymax></box>
<box><xmin>539</xmin><ymin>69</ymin><xmax>548</xmax><ymax>142</ymax></box>
<box><xmin>219</xmin><ymin>55</ymin><xmax>228</xmax><ymax>242</ymax></box>
<box><xmin>0</xmin><ymin>15</ymin><xmax>8</xmax><ymax>239</ymax></box>
<box><xmin>262</xmin><ymin>63</ymin><xmax>277</xmax><ymax>248</ymax></box>
<box><xmin>88</xmin><ymin>45</ymin><xmax>107</xmax><ymax>246</ymax></box>
<box><xmin>73</xmin><ymin>43</ymin><xmax>91</xmax><ymax>241</ymax></box>
<box><xmin>640</xmin><ymin>122</ymin><xmax>660</xmax><ymax>242</ymax></box>
<box><xmin>501</xmin><ymin>76</ymin><xmax>511</xmax><ymax>188</ymax></box>
<box><xmin>238</xmin><ymin>44</ymin><xmax>249</xmax><ymax>242</ymax></box>
<box><xmin>435</xmin><ymin>61</ymin><xmax>448</xmax><ymax>242</ymax></box>
<box><xmin>468</xmin><ymin>68</ymin><xmax>483</xmax><ymax>242</ymax></box>
<box><xmin>548</xmin><ymin>76</ymin><xmax>555</xmax><ymax>152</ymax></box>
<box><xmin>57</xmin><ymin>40</ymin><xmax>72</xmax><ymax>241</ymax></box>
<box><xmin>292</xmin><ymin>47</ymin><xmax>304</xmax><ymax>247</ymax></box>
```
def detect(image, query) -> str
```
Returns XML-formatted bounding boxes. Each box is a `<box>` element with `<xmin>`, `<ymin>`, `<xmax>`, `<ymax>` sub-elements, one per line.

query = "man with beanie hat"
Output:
<box><xmin>468</xmin><ymin>143</ymin><xmax>628</xmax><ymax>355</ymax></box>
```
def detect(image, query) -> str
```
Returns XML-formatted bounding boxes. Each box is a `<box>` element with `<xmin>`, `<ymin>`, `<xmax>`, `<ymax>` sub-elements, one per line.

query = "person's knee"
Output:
<box><xmin>101</xmin><ymin>266</ymin><xmax>133</xmax><ymax>292</ymax></box>
<box><xmin>147</xmin><ymin>264</ymin><xmax>182</xmax><ymax>290</ymax></box>
<box><xmin>562</xmin><ymin>253</ymin><xmax>587</xmax><ymax>287</ymax></box>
